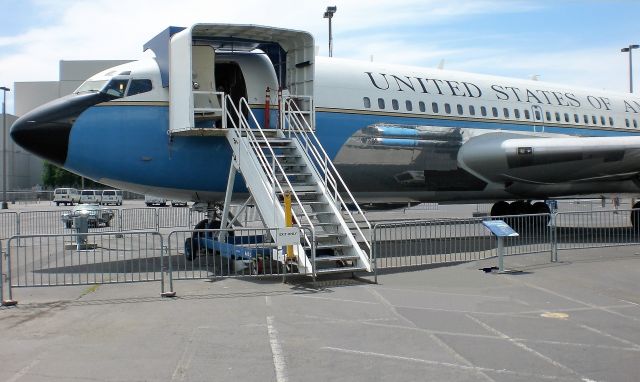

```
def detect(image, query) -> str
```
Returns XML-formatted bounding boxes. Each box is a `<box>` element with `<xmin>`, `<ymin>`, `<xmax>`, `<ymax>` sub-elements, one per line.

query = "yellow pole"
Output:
<box><xmin>284</xmin><ymin>191</ymin><xmax>295</xmax><ymax>260</ymax></box>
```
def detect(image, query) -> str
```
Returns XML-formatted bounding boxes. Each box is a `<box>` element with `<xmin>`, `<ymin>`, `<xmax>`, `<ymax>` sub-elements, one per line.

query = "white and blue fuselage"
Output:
<box><xmin>11</xmin><ymin>25</ymin><xmax>640</xmax><ymax>208</ymax></box>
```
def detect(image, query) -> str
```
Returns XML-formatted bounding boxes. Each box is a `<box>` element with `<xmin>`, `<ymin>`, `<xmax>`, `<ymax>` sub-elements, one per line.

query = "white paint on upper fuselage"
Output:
<box><xmin>85</xmin><ymin>53</ymin><xmax>640</xmax><ymax>133</ymax></box>
<box><xmin>314</xmin><ymin>56</ymin><xmax>640</xmax><ymax>132</ymax></box>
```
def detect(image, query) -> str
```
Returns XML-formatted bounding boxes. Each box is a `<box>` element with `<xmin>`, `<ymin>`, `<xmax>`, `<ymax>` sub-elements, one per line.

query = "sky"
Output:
<box><xmin>0</xmin><ymin>0</ymin><xmax>639</xmax><ymax>113</ymax></box>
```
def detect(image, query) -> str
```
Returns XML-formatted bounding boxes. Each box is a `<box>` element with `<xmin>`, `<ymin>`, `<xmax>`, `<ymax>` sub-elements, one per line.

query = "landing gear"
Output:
<box><xmin>489</xmin><ymin>200</ymin><xmax>551</xmax><ymax>231</ymax></box>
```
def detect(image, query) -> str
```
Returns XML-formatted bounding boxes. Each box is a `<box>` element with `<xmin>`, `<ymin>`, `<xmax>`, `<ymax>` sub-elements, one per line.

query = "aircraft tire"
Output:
<box><xmin>490</xmin><ymin>201</ymin><xmax>510</xmax><ymax>216</ymax></box>
<box><xmin>631</xmin><ymin>202</ymin><xmax>640</xmax><ymax>229</ymax></box>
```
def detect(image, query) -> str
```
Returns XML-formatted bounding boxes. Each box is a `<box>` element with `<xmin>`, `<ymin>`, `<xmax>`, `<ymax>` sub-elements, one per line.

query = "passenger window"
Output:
<box><xmin>609</xmin><ymin>117</ymin><xmax>614</xmax><ymax>126</ymax></box>
<box><xmin>584</xmin><ymin>115</ymin><xmax>589</xmax><ymax>124</ymax></box>
<box><xmin>457</xmin><ymin>104</ymin><xmax>463</xmax><ymax>115</ymax></box>
<box><xmin>103</xmin><ymin>79</ymin><xmax>129</xmax><ymax>98</ymax></box>
<box><xmin>492</xmin><ymin>107</ymin><xmax>498</xmax><ymax>117</ymax></box>
<box><xmin>600</xmin><ymin>116</ymin><xmax>606</xmax><ymax>125</ymax></box>
<box><xmin>514</xmin><ymin>109</ymin><xmax>520</xmax><ymax>119</ymax></box>
<box><xmin>418</xmin><ymin>101</ymin><xmax>426</xmax><ymax>112</ymax></box>
<box><xmin>634</xmin><ymin>119</ymin><xmax>638</xmax><ymax>128</ymax></box>
<box><xmin>392</xmin><ymin>99</ymin><xmax>399</xmax><ymax>110</ymax></box>
<box><xmin>363</xmin><ymin>97</ymin><xmax>371</xmax><ymax>108</ymax></box>
<box><xmin>555</xmin><ymin>112</ymin><xmax>560</xmax><ymax>122</ymax></box>
<box><xmin>378</xmin><ymin>98</ymin><xmax>385</xmax><ymax>109</ymax></box>
<box><xmin>406</xmin><ymin>100</ymin><xmax>413</xmax><ymax>111</ymax></box>
<box><xmin>503</xmin><ymin>108</ymin><xmax>509</xmax><ymax>118</ymax></box>
<box><xmin>469</xmin><ymin>105</ymin><xmax>476</xmax><ymax>116</ymax></box>
<box><xmin>574</xmin><ymin>114</ymin><xmax>579</xmax><ymax>123</ymax></box>
<box><xmin>524</xmin><ymin>109</ymin><xmax>530</xmax><ymax>119</ymax></box>
<box><xmin>592</xmin><ymin>115</ymin><xmax>597</xmax><ymax>124</ymax></box>
<box><xmin>545</xmin><ymin>111</ymin><xmax>551</xmax><ymax>121</ymax></box>
<box><xmin>432</xmin><ymin>102</ymin><xmax>439</xmax><ymax>113</ymax></box>
<box><xmin>564</xmin><ymin>113</ymin><xmax>569</xmax><ymax>122</ymax></box>
<box><xmin>445</xmin><ymin>103</ymin><xmax>452</xmax><ymax>114</ymax></box>
<box><xmin>626</xmin><ymin>118</ymin><xmax>630</xmax><ymax>127</ymax></box>
<box><xmin>534</xmin><ymin>110</ymin><xmax>541</xmax><ymax>120</ymax></box>
<box><xmin>480</xmin><ymin>106</ymin><xmax>487</xmax><ymax>116</ymax></box>
<box><xmin>126</xmin><ymin>79</ymin><xmax>153</xmax><ymax>96</ymax></box>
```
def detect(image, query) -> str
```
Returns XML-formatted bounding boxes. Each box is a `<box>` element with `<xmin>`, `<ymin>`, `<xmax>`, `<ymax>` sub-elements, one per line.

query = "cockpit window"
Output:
<box><xmin>127</xmin><ymin>79</ymin><xmax>153</xmax><ymax>96</ymax></box>
<box><xmin>74</xmin><ymin>80</ymin><xmax>108</xmax><ymax>94</ymax></box>
<box><xmin>103</xmin><ymin>79</ymin><xmax>129</xmax><ymax>97</ymax></box>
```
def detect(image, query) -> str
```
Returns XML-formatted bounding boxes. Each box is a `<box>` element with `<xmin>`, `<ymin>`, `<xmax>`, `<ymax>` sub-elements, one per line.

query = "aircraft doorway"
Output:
<box><xmin>215</xmin><ymin>62</ymin><xmax>247</xmax><ymax>109</ymax></box>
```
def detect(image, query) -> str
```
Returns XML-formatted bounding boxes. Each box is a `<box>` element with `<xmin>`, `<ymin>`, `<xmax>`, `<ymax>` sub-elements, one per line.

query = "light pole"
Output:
<box><xmin>323</xmin><ymin>6</ymin><xmax>337</xmax><ymax>57</ymax></box>
<box><xmin>1</xmin><ymin>86</ymin><xmax>9</xmax><ymax>209</ymax></box>
<box><xmin>621</xmin><ymin>44</ymin><xmax>639</xmax><ymax>93</ymax></box>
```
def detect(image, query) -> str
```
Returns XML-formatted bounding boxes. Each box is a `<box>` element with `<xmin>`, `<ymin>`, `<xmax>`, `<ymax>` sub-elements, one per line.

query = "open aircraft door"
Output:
<box><xmin>161</xmin><ymin>24</ymin><xmax>315</xmax><ymax>134</ymax></box>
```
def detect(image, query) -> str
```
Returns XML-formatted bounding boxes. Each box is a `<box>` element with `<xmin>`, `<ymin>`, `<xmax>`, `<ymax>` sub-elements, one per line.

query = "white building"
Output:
<box><xmin>3</xmin><ymin>60</ymin><xmax>131</xmax><ymax>190</ymax></box>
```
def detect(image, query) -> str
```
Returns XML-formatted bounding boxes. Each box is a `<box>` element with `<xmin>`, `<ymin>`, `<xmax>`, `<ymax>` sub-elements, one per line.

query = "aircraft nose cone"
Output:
<box><xmin>10</xmin><ymin>116</ymin><xmax>73</xmax><ymax>166</ymax></box>
<box><xmin>10</xmin><ymin>92</ymin><xmax>113</xmax><ymax>166</ymax></box>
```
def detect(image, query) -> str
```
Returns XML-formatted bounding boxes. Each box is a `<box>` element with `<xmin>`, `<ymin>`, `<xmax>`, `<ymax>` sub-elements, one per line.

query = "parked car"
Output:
<box><xmin>145</xmin><ymin>195</ymin><xmax>167</xmax><ymax>207</ymax></box>
<box><xmin>61</xmin><ymin>204</ymin><xmax>114</xmax><ymax>228</ymax></box>
<box><xmin>53</xmin><ymin>188</ymin><xmax>80</xmax><ymax>206</ymax></box>
<box><xmin>171</xmin><ymin>200</ymin><xmax>188</xmax><ymax>207</ymax></box>
<box><xmin>101</xmin><ymin>189</ymin><xmax>123</xmax><ymax>206</ymax></box>
<box><xmin>80</xmin><ymin>190</ymin><xmax>102</xmax><ymax>204</ymax></box>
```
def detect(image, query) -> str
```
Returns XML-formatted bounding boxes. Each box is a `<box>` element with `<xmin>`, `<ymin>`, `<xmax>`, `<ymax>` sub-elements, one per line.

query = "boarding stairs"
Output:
<box><xmin>222</xmin><ymin>94</ymin><xmax>371</xmax><ymax>276</ymax></box>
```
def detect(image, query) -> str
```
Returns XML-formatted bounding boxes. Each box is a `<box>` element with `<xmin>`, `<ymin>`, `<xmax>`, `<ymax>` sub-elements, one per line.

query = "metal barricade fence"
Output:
<box><xmin>120</xmin><ymin>208</ymin><xmax>158</xmax><ymax>231</ymax></box>
<box><xmin>555</xmin><ymin>209</ymin><xmax>640</xmax><ymax>251</ymax></box>
<box><xmin>158</xmin><ymin>207</ymin><xmax>191</xmax><ymax>229</ymax></box>
<box><xmin>3</xmin><ymin>231</ymin><xmax>168</xmax><ymax>302</ymax></box>
<box><xmin>372</xmin><ymin>214</ymin><xmax>553</xmax><ymax>271</ymax></box>
<box><xmin>18</xmin><ymin>210</ymin><xmax>73</xmax><ymax>235</ymax></box>
<box><xmin>0</xmin><ymin>212</ymin><xmax>18</xmax><ymax>241</ymax></box>
<box><xmin>166</xmin><ymin>227</ymin><xmax>314</xmax><ymax>284</ymax></box>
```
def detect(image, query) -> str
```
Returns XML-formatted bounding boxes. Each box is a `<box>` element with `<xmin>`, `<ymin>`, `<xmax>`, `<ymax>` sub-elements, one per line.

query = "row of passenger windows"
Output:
<box><xmin>362</xmin><ymin>97</ymin><xmax>639</xmax><ymax>129</ymax></box>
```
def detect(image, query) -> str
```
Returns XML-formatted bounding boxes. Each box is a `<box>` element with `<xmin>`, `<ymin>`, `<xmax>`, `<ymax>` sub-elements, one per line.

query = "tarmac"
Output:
<box><xmin>1</xmin><ymin>201</ymin><xmax>639</xmax><ymax>381</ymax></box>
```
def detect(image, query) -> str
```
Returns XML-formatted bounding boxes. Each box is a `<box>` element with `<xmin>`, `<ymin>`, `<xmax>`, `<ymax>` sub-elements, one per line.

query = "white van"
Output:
<box><xmin>54</xmin><ymin>188</ymin><xmax>80</xmax><ymax>206</ymax></box>
<box><xmin>80</xmin><ymin>190</ymin><xmax>102</xmax><ymax>204</ymax></box>
<box><xmin>101</xmin><ymin>190</ymin><xmax>123</xmax><ymax>206</ymax></box>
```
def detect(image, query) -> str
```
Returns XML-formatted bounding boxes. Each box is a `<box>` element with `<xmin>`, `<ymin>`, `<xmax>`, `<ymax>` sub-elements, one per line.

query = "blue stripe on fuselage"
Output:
<box><xmin>65</xmin><ymin>105</ymin><xmax>640</xmax><ymax>194</ymax></box>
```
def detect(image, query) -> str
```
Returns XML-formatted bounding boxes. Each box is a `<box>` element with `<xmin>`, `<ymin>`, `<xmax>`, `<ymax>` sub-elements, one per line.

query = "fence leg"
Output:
<box><xmin>160</xmin><ymin>244</ymin><xmax>176</xmax><ymax>298</ymax></box>
<box><xmin>1</xmin><ymin>241</ymin><xmax>17</xmax><ymax>306</ymax></box>
<box><xmin>497</xmin><ymin>237</ymin><xmax>505</xmax><ymax>273</ymax></box>
<box><xmin>550</xmin><ymin>212</ymin><xmax>558</xmax><ymax>263</ymax></box>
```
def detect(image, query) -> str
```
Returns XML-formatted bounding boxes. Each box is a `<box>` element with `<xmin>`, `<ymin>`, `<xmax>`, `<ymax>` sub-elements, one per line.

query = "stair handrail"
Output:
<box><xmin>282</xmin><ymin>96</ymin><xmax>371</xmax><ymax>253</ymax></box>
<box><xmin>224</xmin><ymin>96</ymin><xmax>316</xmax><ymax>253</ymax></box>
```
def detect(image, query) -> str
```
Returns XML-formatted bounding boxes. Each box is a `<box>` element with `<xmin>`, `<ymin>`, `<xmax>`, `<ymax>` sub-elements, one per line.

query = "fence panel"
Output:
<box><xmin>555</xmin><ymin>209</ymin><xmax>640</xmax><ymax>251</ymax></box>
<box><xmin>166</xmin><ymin>227</ymin><xmax>312</xmax><ymax>282</ymax></box>
<box><xmin>158</xmin><ymin>207</ymin><xmax>191</xmax><ymax>228</ymax></box>
<box><xmin>4</xmin><ymin>231</ymin><xmax>166</xmax><ymax>301</ymax></box>
<box><xmin>18</xmin><ymin>210</ymin><xmax>73</xmax><ymax>235</ymax></box>
<box><xmin>372</xmin><ymin>214</ymin><xmax>553</xmax><ymax>271</ymax></box>
<box><xmin>121</xmin><ymin>208</ymin><xmax>158</xmax><ymax>231</ymax></box>
<box><xmin>0</xmin><ymin>212</ymin><xmax>18</xmax><ymax>240</ymax></box>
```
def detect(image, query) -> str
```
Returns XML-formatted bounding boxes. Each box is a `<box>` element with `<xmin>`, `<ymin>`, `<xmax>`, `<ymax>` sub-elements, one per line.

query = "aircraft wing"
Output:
<box><xmin>457</xmin><ymin>133</ymin><xmax>640</xmax><ymax>185</ymax></box>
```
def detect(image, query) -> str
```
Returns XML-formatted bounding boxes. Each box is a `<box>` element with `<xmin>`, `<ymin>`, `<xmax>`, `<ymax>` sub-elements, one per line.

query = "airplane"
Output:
<box><xmin>10</xmin><ymin>23</ymin><xmax>640</xmax><ymax>227</ymax></box>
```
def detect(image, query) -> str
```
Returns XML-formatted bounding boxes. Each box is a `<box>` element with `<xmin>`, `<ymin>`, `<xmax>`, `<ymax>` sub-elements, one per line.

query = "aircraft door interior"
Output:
<box><xmin>214</xmin><ymin>62</ymin><xmax>247</xmax><ymax>111</ymax></box>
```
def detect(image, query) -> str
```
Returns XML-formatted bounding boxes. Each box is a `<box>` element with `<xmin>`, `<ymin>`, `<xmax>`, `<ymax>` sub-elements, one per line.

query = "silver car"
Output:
<box><xmin>61</xmin><ymin>204</ymin><xmax>114</xmax><ymax>228</ymax></box>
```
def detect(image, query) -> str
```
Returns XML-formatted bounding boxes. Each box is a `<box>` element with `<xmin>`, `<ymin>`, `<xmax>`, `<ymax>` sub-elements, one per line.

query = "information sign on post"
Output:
<box><xmin>482</xmin><ymin>220</ymin><xmax>519</xmax><ymax>273</ymax></box>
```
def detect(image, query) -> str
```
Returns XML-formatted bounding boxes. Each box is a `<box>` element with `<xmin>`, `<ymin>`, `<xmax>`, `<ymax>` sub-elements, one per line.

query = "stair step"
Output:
<box><xmin>316</xmin><ymin>232</ymin><xmax>346</xmax><ymax>239</ymax></box>
<box><xmin>316</xmin><ymin>266</ymin><xmax>366</xmax><ymax>275</ymax></box>
<box><xmin>315</xmin><ymin>243</ymin><xmax>353</xmax><ymax>250</ymax></box>
<box><xmin>280</xmin><ymin>185</ymin><xmax>317</xmax><ymax>192</ymax></box>
<box><xmin>314</xmin><ymin>254</ymin><xmax>360</xmax><ymax>262</ymax></box>
<box><xmin>276</xmin><ymin>173</ymin><xmax>312</xmax><ymax>178</ymax></box>
<box><xmin>255</xmin><ymin>138</ymin><xmax>292</xmax><ymax>144</ymax></box>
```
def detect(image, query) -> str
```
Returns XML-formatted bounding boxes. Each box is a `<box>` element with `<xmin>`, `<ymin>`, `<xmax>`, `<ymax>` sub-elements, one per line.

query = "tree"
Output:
<box><xmin>42</xmin><ymin>162</ymin><xmax>104</xmax><ymax>188</ymax></box>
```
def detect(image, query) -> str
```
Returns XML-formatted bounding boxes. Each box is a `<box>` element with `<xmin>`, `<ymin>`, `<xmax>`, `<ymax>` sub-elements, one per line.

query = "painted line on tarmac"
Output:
<box><xmin>171</xmin><ymin>328</ymin><xmax>199</xmax><ymax>382</ymax></box>
<box><xmin>518</xmin><ymin>280</ymin><xmax>640</xmax><ymax>323</ymax></box>
<box><xmin>291</xmin><ymin>294</ymin><xmax>379</xmax><ymax>305</ymax></box>
<box><xmin>578</xmin><ymin>323</ymin><xmax>640</xmax><ymax>350</ymax></box>
<box><xmin>466</xmin><ymin>314</ymin><xmax>587</xmax><ymax>380</ymax></box>
<box><xmin>6</xmin><ymin>359</ymin><xmax>40</xmax><ymax>382</ymax></box>
<box><xmin>322</xmin><ymin>346</ymin><xmax>576</xmax><ymax>381</ymax></box>
<box><xmin>267</xmin><ymin>315</ymin><xmax>288</xmax><ymax>382</ymax></box>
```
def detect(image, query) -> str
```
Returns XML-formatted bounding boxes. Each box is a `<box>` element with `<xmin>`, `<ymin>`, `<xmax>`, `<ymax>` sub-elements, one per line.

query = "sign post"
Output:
<box><xmin>481</xmin><ymin>220</ymin><xmax>519</xmax><ymax>273</ymax></box>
